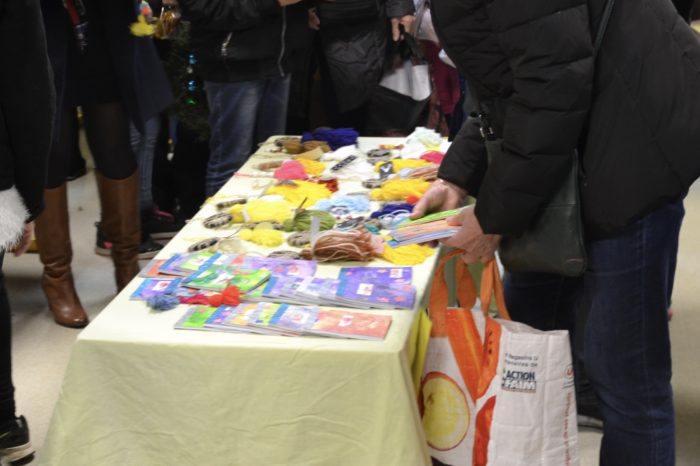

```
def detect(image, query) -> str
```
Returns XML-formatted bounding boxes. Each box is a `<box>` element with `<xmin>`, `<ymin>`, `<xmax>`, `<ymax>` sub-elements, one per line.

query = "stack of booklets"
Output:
<box><xmin>387</xmin><ymin>208</ymin><xmax>462</xmax><ymax>247</ymax></box>
<box><xmin>249</xmin><ymin>266</ymin><xmax>416</xmax><ymax>310</ymax></box>
<box><xmin>174</xmin><ymin>303</ymin><xmax>393</xmax><ymax>340</ymax></box>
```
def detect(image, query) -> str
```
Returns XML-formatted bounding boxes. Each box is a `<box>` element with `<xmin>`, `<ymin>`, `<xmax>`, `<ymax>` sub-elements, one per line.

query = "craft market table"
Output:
<box><xmin>38</xmin><ymin>136</ymin><xmax>445</xmax><ymax>466</ymax></box>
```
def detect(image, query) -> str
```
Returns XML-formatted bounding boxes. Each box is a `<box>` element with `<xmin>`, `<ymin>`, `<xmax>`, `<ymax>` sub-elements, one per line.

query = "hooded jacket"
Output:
<box><xmin>178</xmin><ymin>0</ymin><xmax>309</xmax><ymax>83</ymax></box>
<box><xmin>433</xmin><ymin>0</ymin><xmax>700</xmax><ymax>238</ymax></box>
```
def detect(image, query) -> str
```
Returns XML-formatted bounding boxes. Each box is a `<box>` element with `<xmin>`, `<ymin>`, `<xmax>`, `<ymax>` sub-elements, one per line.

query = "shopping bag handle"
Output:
<box><xmin>479</xmin><ymin>260</ymin><xmax>511</xmax><ymax>321</ymax></box>
<box><xmin>428</xmin><ymin>249</ymin><xmax>477</xmax><ymax>335</ymax></box>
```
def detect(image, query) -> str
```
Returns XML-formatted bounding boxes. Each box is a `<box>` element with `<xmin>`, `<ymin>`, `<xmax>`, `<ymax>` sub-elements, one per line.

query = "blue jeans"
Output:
<box><xmin>204</xmin><ymin>77</ymin><xmax>290</xmax><ymax>196</ymax></box>
<box><xmin>129</xmin><ymin>116</ymin><xmax>161</xmax><ymax>212</ymax></box>
<box><xmin>504</xmin><ymin>199</ymin><xmax>684</xmax><ymax>466</ymax></box>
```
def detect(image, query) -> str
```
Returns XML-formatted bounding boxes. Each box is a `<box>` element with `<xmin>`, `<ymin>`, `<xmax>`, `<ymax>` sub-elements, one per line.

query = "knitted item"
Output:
<box><xmin>266</xmin><ymin>181</ymin><xmax>332</xmax><ymax>207</ymax></box>
<box><xmin>229</xmin><ymin>200</ymin><xmax>293</xmax><ymax>223</ymax></box>
<box><xmin>274</xmin><ymin>160</ymin><xmax>308</xmax><ymax>181</ymax></box>
<box><xmin>301</xmin><ymin>128</ymin><xmax>359</xmax><ymax>150</ymax></box>
<box><xmin>370</xmin><ymin>179</ymin><xmax>431</xmax><ymax>201</ymax></box>
<box><xmin>283</xmin><ymin>210</ymin><xmax>336</xmax><ymax>232</ymax></box>
<box><xmin>239</xmin><ymin>228</ymin><xmax>284</xmax><ymax>247</ymax></box>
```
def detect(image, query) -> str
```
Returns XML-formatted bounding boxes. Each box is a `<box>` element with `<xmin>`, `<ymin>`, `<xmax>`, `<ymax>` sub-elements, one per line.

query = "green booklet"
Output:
<box><xmin>393</xmin><ymin>208</ymin><xmax>463</xmax><ymax>229</ymax></box>
<box><xmin>174</xmin><ymin>306</ymin><xmax>219</xmax><ymax>331</ymax></box>
<box><xmin>184</xmin><ymin>266</ymin><xmax>271</xmax><ymax>292</ymax></box>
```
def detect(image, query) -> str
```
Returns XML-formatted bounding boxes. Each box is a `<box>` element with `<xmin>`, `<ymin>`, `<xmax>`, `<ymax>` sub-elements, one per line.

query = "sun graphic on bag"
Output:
<box><xmin>419</xmin><ymin>372</ymin><xmax>470</xmax><ymax>451</ymax></box>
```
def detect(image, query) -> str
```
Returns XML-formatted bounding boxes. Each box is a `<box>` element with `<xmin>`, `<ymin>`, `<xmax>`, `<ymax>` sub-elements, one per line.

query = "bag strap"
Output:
<box><xmin>467</xmin><ymin>0</ymin><xmax>616</xmax><ymax>139</ymax></box>
<box><xmin>479</xmin><ymin>261</ymin><xmax>511</xmax><ymax>321</ymax></box>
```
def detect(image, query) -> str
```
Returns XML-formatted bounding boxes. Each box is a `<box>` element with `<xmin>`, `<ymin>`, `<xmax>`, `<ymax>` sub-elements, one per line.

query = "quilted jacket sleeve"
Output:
<box><xmin>438</xmin><ymin>115</ymin><xmax>488</xmax><ymax>197</ymax></box>
<box><xmin>178</xmin><ymin>0</ymin><xmax>281</xmax><ymax>31</ymax></box>
<box><xmin>0</xmin><ymin>0</ymin><xmax>53</xmax><ymax>221</ymax></box>
<box><xmin>475</xmin><ymin>0</ymin><xmax>594</xmax><ymax>235</ymax></box>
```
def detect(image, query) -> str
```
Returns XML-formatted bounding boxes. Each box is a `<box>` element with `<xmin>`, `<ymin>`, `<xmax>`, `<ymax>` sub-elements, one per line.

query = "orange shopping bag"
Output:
<box><xmin>419</xmin><ymin>251</ymin><xmax>579</xmax><ymax>466</ymax></box>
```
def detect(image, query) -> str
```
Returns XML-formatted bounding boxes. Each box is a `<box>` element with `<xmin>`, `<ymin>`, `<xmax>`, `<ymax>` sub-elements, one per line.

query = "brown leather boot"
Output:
<box><xmin>95</xmin><ymin>171</ymin><xmax>140</xmax><ymax>291</ymax></box>
<box><xmin>34</xmin><ymin>185</ymin><xmax>89</xmax><ymax>328</ymax></box>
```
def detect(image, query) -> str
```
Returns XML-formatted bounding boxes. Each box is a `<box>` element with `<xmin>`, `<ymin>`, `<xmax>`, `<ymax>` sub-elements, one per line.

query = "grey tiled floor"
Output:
<box><xmin>5</xmin><ymin>170</ymin><xmax>700</xmax><ymax>465</ymax></box>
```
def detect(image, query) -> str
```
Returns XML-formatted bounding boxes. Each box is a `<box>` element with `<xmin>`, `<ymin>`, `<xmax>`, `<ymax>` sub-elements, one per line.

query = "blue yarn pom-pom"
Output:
<box><xmin>301</xmin><ymin>128</ymin><xmax>359</xmax><ymax>150</ymax></box>
<box><xmin>147</xmin><ymin>294</ymin><xmax>180</xmax><ymax>311</ymax></box>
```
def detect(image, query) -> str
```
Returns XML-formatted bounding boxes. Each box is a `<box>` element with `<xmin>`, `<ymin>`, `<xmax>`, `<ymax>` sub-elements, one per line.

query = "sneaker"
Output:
<box><xmin>143</xmin><ymin>209</ymin><xmax>185</xmax><ymax>240</ymax></box>
<box><xmin>0</xmin><ymin>416</ymin><xmax>34</xmax><ymax>465</ymax></box>
<box><xmin>94</xmin><ymin>222</ymin><xmax>163</xmax><ymax>260</ymax></box>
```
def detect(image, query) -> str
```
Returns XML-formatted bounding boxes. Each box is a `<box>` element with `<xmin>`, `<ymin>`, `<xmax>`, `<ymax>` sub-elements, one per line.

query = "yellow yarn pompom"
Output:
<box><xmin>296</xmin><ymin>158</ymin><xmax>326</xmax><ymax>176</ymax></box>
<box><xmin>267</xmin><ymin>180</ymin><xmax>332</xmax><ymax>206</ymax></box>
<box><xmin>380</xmin><ymin>242</ymin><xmax>434</xmax><ymax>265</ymax></box>
<box><xmin>370</xmin><ymin>178</ymin><xmax>431</xmax><ymax>201</ymax></box>
<box><xmin>239</xmin><ymin>228</ymin><xmax>284</xmax><ymax>247</ymax></box>
<box><xmin>229</xmin><ymin>200</ymin><xmax>293</xmax><ymax>223</ymax></box>
<box><xmin>374</xmin><ymin>159</ymin><xmax>430</xmax><ymax>173</ymax></box>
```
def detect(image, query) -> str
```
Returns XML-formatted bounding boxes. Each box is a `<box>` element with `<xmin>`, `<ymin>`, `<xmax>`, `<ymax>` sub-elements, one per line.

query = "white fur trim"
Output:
<box><xmin>0</xmin><ymin>187</ymin><xmax>29</xmax><ymax>252</ymax></box>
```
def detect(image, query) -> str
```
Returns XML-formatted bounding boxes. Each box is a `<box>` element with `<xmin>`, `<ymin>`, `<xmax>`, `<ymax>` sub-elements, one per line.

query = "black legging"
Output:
<box><xmin>47</xmin><ymin>102</ymin><xmax>137</xmax><ymax>188</ymax></box>
<box><xmin>0</xmin><ymin>253</ymin><xmax>15</xmax><ymax>424</ymax></box>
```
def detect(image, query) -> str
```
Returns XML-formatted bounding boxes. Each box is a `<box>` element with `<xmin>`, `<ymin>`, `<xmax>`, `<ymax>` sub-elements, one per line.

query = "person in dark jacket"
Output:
<box><xmin>38</xmin><ymin>0</ymin><xmax>173</xmax><ymax>327</ymax></box>
<box><xmin>176</xmin><ymin>0</ymin><xmax>310</xmax><ymax>196</ymax></box>
<box><xmin>0</xmin><ymin>0</ymin><xmax>54</xmax><ymax>462</ymax></box>
<box><xmin>313</xmin><ymin>0</ymin><xmax>415</xmax><ymax>133</ymax></box>
<box><xmin>412</xmin><ymin>0</ymin><xmax>700</xmax><ymax>464</ymax></box>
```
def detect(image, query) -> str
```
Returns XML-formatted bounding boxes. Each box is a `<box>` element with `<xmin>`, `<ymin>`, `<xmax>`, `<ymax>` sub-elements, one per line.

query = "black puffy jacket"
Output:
<box><xmin>0</xmin><ymin>0</ymin><xmax>53</xmax><ymax>221</ymax></box>
<box><xmin>434</xmin><ymin>0</ymin><xmax>700</xmax><ymax>238</ymax></box>
<box><xmin>179</xmin><ymin>0</ymin><xmax>309</xmax><ymax>83</ymax></box>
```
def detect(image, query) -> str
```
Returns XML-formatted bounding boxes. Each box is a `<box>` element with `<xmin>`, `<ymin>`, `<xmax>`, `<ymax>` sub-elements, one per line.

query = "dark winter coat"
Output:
<box><xmin>319</xmin><ymin>0</ymin><xmax>415</xmax><ymax>112</ymax></box>
<box><xmin>178</xmin><ymin>0</ymin><xmax>309</xmax><ymax>83</ymax></box>
<box><xmin>40</xmin><ymin>0</ymin><xmax>173</xmax><ymax>133</ymax></box>
<box><xmin>0</xmin><ymin>0</ymin><xmax>54</xmax><ymax>220</ymax></box>
<box><xmin>433</xmin><ymin>0</ymin><xmax>700</xmax><ymax>238</ymax></box>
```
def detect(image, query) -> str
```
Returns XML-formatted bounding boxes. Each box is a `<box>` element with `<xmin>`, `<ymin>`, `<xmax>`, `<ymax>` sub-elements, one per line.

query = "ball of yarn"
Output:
<box><xmin>147</xmin><ymin>294</ymin><xmax>180</xmax><ymax>311</ymax></box>
<box><xmin>313</xmin><ymin>196</ymin><xmax>370</xmax><ymax>214</ymax></box>
<box><xmin>302</xmin><ymin>141</ymin><xmax>331</xmax><ymax>153</ymax></box>
<box><xmin>229</xmin><ymin>200</ymin><xmax>293</xmax><ymax>223</ymax></box>
<box><xmin>282</xmin><ymin>210</ymin><xmax>336</xmax><ymax>232</ymax></box>
<box><xmin>302</xmin><ymin>128</ymin><xmax>359</xmax><ymax>150</ymax></box>
<box><xmin>239</xmin><ymin>228</ymin><xmax>284</xmax><ymax>247</ymax></box>
<box><xmin>267</xmin><ymin>180</ymin><xmax>332</xmax><ymax>206</ymax></box>
<box><xmin>307</xmin><ymin>227</ymin><xmax>375</xmax><ymax>262</ymax></box>
<box><xmin>370</xmin><ymin>203</ymin><xmax>414</xmax><ymax>219</ymax></box>
<box><xmin>370</xmin><ymin>179</ymin><xmax>431</xmax><ymax>201</ymax></box>
<box><xmin>296</xmin><ymin>158</ymin><xmax>326</xmax><ymax>176</ymax></box>
<box><xmin>420</xmin><ymin>151</ymin><xmax>445</xmax><ymax>164</ymax></box>
<box><xmin>283</xmin><ymin>140</ymin><xmax>303</xmax><ymax>154</ymax></box>
<box><xmin>380</xmin><ymin>242</ymin><xmax>434</xmax><ymax>265</ymax></box>
<box><xmin>274</xmin><ymin>160</ymin><xmax>308</xmax><ymax>181</ymax></box>
<box><xmin>374</xmin><ymin>158</ymin><xmax>430</xmax><ymax>173</ymax></box>
<box><xmin>208</xmin><ymin>285</ymin><xmax>242</xmax><ymax>307</ymax></box>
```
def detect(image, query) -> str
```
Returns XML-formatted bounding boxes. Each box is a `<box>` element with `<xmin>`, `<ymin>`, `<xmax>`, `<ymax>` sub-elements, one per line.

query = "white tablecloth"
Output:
<box><xmin>38</xmin><ymin>137</ymin><xmax>437</xmax><ymax>466</ymax></box>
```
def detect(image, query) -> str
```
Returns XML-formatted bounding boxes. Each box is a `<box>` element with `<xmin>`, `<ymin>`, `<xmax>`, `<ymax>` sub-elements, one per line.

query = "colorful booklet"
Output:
<box><xmin>248</xmin><ymin>302</ymin><xmax>288</xmax><ymax>335</ymax></box>
<box><xmin>388</xmin><ymin>208</ymin><xmax>463</xmax><ymax>246</ymax></box>
<box><xmin>393</xmin><ymin>208</ymin><xmax>463</xmax><ymax>227</ymax></box>
<box><xmin>184</xmin><ymin>266</ymin><xmax>271</xmax><ymax>292</ymax></box>
<box><xmin>335</xmin><ymin>279</ymin><xmax>416</xmax><ymax>310</ymax></box>
<box><xmin>174</xmin><ymin>306</ymin><xmax>219</xmax><ymax>331</ymax></box>
<box><xmin>178</xmin><ymin>251</ymin><xmax>220</xmax><ymax>274</ymax></box>
<box><xmin>158</xmin><ymin>253</ymin><xmax>195</xmax><ymax>277</ymax></box>
<box><xmin>139</xmin><ymin>259</ymin><xmax>169</xmax><ymax>278</ymax></box>
<box><xmin>130</xmin><ymin>278</ymin><xmax>181</xmax><ymax>300</ymax></box>
<box><xmin>306</xmin><ymin>310</ymin><xmax>392</xmax><ymax>340</ymax></box>
<box><xmin>202</xmin><ymin>305</ymin><xmax>243</xmax><ymax>332</ymax></box>
<box><xmin>239</xmin><ymin>256</ymin><xmax>317</xmax><ymax>278</ymax></box>
<box><xmin>338</xmin><ymin>267</ymin><xmax>413</xmax><ymax>285</ymax></box>
<box><xmin>221</xmin><ymin>302</ymin><xmax>263</xmax><ymax>332</ymax></box>
<box><xmin>268</xmin><ymin>305</ymin><xmax>320</xmax><ymax>335</ymax></box>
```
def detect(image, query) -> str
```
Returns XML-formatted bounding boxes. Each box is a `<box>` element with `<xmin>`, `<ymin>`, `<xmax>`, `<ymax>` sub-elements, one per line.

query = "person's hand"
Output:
<box><xmin>12</xmin><ymin>222</ymin><xmax>34</xmax><ymax>257</ymax></box>
<box><xmin>410</xmin><ymin>179</ymin><xmax>467</xmax><ymax>220</ymax></box>
<box><xmin>440</xmin><ymin>206</ymin><xmax>501</xmax><ymax>264</ymax></box>
<box><xmin>390</xmin><ymin>15</ymin><xmax>415</xmax><ymax>41</ymax></box>
<box><xmin>308</xmin><ymin>9</ymin><xmax>320</xmax><ymax>30</ymax></box>
<box><xmin>279</xmin><ymin>0</ymin><xmax>302</xmax><ymax>6</ymax></box>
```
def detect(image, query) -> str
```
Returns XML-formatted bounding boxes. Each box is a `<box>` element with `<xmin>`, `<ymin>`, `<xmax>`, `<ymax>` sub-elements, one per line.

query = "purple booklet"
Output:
<box><xmin>268</xmin><ymin>305</ymin><xmax>319</xmax><ymax>335</ymax></box>
<box><xmin>335</xmin><ymin>279</ymin><xmax>416</xmax><ymax>310</ymax></box>
<box><xmin>338</xmin><ymin>267</ymin><xmax>413</xmax><ymax>285</ymax></box>
<box><xmin>240</xmin><ymin>256</ymin><xmax>317</xmax><ymax>278</ymax></box>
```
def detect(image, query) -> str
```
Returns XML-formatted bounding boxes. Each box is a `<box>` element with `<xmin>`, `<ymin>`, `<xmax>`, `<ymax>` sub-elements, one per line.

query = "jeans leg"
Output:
<box><xmin>129</xmin><ymin>117</ymin><xmax>160</xmax><ymax>212</ymax></box>
<box><xmin>256</xmin><ymin>76</ymin><xmax>291</xmax><ymax>144</ymax></box>
<box><xmin>583</xmin><ymin>200</ymin><xmax>682</xmax><ymax>466</ymax></box>
<box><xmin>0</xmin><ymin>253</ymin><xmax>15</xmax><ymax>423</ymax></box>
<box><xmin>204</xmin><ymin>80</ymin><xmax>264</xmax><ymax>196</ymax></box>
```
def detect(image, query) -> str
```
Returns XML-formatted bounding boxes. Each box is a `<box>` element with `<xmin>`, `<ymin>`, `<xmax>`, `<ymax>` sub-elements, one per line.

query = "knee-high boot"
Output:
<box><xmin>34</xmin><ymin>185</ymin><xmax>89</xmax><ymax>328</ymax></box>
<box><xmin>95</xmin><ymin>171</ymin><xmax>140</xmax><ymax>291</ymax></box>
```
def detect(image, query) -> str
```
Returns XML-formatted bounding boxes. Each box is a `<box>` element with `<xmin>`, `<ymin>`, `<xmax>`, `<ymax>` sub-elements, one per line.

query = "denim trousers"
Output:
<box><xmin>129</xmin><ymin>116</ymin><xmax>161</xmax><ymax>212</ymax></box>
<box><xmin>504</xmin><ymin>199</ymin><xmax>684</xmax><ymax>466</ymax></box>
<box><xmin>0</xmin><ymin>253</ymin><xmax>15</xmax><ymax>423</ymax></box>
<box><xmin>204</xmin><ymin>76</ymin><xmax>290</xmax><ymax>196</ymax></box>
